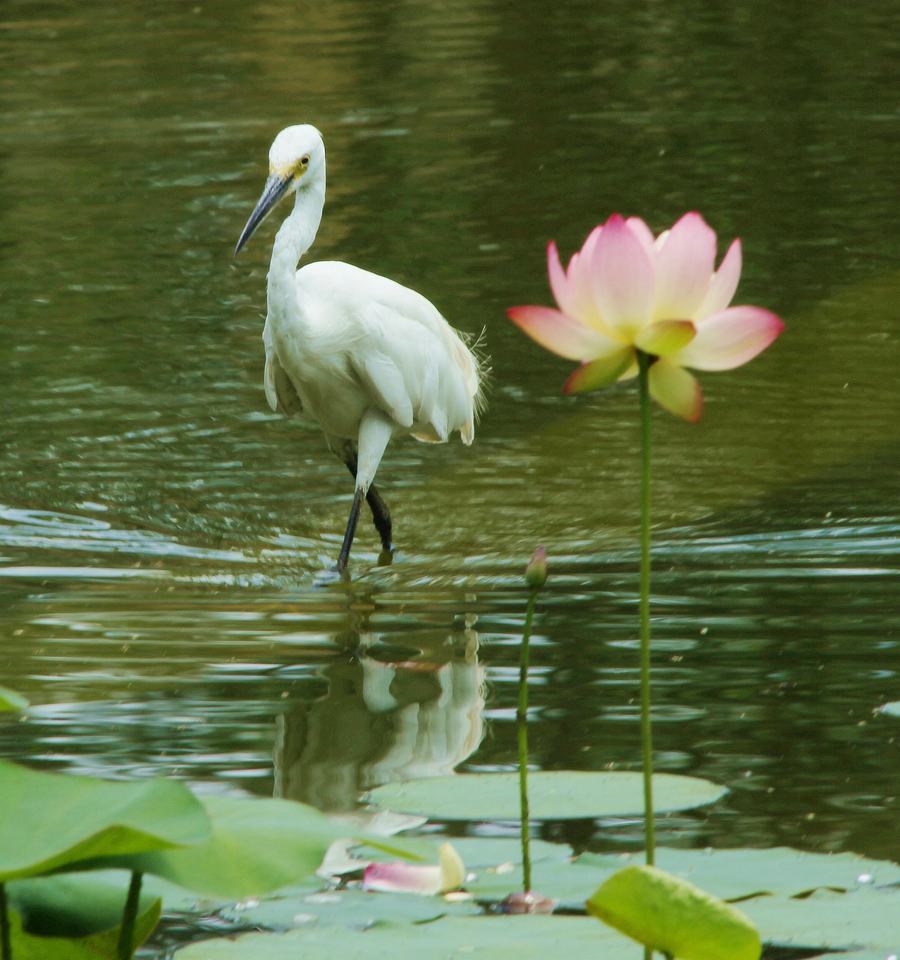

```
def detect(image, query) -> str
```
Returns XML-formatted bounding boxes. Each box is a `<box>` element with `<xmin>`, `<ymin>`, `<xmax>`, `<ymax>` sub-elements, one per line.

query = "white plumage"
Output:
<box><xmin>235</xmin><ymin>124</ymin><xmax>484</xmax><ymax>573</ymax></box>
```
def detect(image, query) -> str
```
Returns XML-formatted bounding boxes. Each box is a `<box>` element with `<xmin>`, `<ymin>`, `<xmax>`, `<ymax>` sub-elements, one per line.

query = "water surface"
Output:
<box><xmin>1</xmin><ymin>0</ymin><xmax>898</xmax><ymax>903</ymax></box>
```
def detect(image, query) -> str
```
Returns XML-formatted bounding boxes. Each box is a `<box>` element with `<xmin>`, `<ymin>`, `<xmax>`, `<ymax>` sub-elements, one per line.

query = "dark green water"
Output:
<box><xmin>1</xmin><ymin>0</ymin><xmax>898</xmax><ymax>899</ymax></box>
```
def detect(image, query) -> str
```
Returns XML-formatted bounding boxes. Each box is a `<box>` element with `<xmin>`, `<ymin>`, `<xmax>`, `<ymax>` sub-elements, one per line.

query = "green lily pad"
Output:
<box><xmin>175</xmin><ymin>915</ymin><xmax>640</xmax><ymax>959</ymax></box>
<box><xmin>0</xmin><ymin>685</ymin><xmax>28</xmax><ymax>713</ymax></box>
<box><xmin>221</xmin><ymin>886</ymin><xmax>481</xmax><ymax>930</ymax></box>
<box><xmin>463</xmin><ymin>845</ymin><xmax>900</xmax><ymax>904</ymax></box>
<box><xmin>7</xmin><ymin>884</ymin><xmax>160</xmax><ymax>959</ymax></box>
<box><xmin>0</xmin><ymin>760</ymin><xmax>211</xmax><ymax>881</ymax></box>
<box><xmin>366</xmin><ymin>772</ymin><xmax>726</xmax><ymax>821</ymax></box>
<box><xmin>819</xmin><ymin>953</ymin><xmax>900</xmax><ymax>960</ymax></box>
<box><xmin>587</xmin><ymin>865</ymin><xmax>761</xmax><ymax>960</ymax></box>
<box><xmin>881</xmin><ymin>701</ymin><xmax>900</xmax><ymax>718</ymax></box>
<box><xmin>577</xmin><ymin>846</ymin><xmax>900</xmax><ymax>901</ymax></box>
<box><xmin>96</xmin><ymin>794</ymin><xmax>341</xmax><ymax>898</ymax></box>
<box><xmin>364</xmin><ymin>837</ymin><xmax>571</xmax><ymax>870</ymax></box>
<box><xmin>462</xmin><ymin>857</ymin><xmax>583</xmax><ymax>901</ymax></box>
<box><xmin>741</xmin><ymin>887</ymin><xmax>900</xmax><ymax>951</ymax></box>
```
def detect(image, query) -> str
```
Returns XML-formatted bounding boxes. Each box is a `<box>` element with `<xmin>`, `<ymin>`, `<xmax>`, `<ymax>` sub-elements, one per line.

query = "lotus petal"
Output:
<box><xmin>363</xmin><ymin>842</ymin><xmax>465</xmax><ymax>896</ymax></box>
<box><xmin>635</xmin><ymin>320</ymin><xmax>696</xmax><ymax>357</ymax></box>
<box><xmin>674</xmin><ymin>306</ymin><xmax>784</xmax><ymax>371</ymax></box>
<box><xmin>563</xmin><ymin>347</ymin><xmax>635</xmax><ymax>395</ymax></box>
<box><xmin>547</xmin><ymin>241</ymin><xmax>578</xmax><ymax>318</ymax></box>
<box><xmin>507</xmin><ymin>305</ymin><xmax>621</xmax><ymax>361</ymax></box>
<box><xmin>363</xmin><ymin>861</ymin><xmax>443</xmax><ymax>895</ymax></box>
<box><xmin>648</xmin><ymin>360</ymin><xmax>703</xmax><ymax>421</ymax></box>
<box><xmin>653</xmin><ymin>212</ymin><xmax>717</xmax><ymax>321</ymax></box>
<box><xmin>624</xmin><ymin>216</ymin><xmax>656</xmax><ymax>258</ymax></box>
<box><xmin>698</xmin><ymin>238</ymin><xmax>742</xmax><ymax>318</ymax></box>
<box><xmin>566</xmin><ymin>227</ymin><xmax>609</xmax><ymax>333</ymax></box>
<box><xmin>590</xmin><ymin>214</ymin><xmax>655</xmax><ymax>338</ymax></box>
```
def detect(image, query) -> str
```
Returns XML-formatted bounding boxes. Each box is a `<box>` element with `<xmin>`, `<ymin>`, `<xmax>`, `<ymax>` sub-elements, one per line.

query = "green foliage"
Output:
<box><xmin>587</xmin><ymin>864</ymin><xmax>761</xmax><ymax>960</ymax></box>
<box><xmin>5</xmin><ymin>875</ymin><xmax>160</xmax><ymax>959</ymax></box>
<box><xmin>367</xmin><ymin>771</ymin><xmax>726</xmax><ymax>821</ymax></box>
<box><xmin>0</xmin><ymin>761</ymin><xmax>210</xmax><ymax>882</ymax></box>
<box><xmin>93</xmin><ymin>794</ymin><xmax>342</xmax><ymax>899</ymax></box>
<box><xmin>0</xmin><ymin>689</ymin><xmax>28</xmax><ymax>714</ymax></box>
<box><xmin>7</xmin><ymin>874</ymin><xmax>157</xmax><ymax>939</ymax></box>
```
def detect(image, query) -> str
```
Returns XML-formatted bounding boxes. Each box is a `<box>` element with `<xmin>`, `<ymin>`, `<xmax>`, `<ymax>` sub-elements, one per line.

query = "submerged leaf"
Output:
<box><xmin>587</xmin><ymin>865</ymin><xmax>761</xmax><ymax>960</ymax></box>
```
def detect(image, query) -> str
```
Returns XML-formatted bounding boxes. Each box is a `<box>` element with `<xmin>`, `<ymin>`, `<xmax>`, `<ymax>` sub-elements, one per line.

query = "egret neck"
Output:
<box><xmin>267</xmin><ymin>175</ymin><xmax>326</xmax><ymax>330</ymax></box>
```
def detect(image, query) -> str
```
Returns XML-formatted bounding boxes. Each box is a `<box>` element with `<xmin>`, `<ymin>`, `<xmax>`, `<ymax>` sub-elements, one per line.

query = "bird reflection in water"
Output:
<box><xmin>274</xmin><ymin>618</ymin><xmax>484</xmax><ymax>821</ymax></box>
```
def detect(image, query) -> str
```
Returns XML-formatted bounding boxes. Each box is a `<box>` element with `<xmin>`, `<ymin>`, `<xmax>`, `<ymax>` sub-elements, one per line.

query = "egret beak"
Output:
<box><xmin>234</xmin><ymin>173</ymin><xmax>293</xmax><ymax>255</ymax></box>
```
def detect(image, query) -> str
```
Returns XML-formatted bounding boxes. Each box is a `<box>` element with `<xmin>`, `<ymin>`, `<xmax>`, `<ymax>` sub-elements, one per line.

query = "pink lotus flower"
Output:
<box><xmin>508</xmin><ymin>212</ymin><xmax>784</xmax><ymax>421</ymax></box>
<box><xmin>362</xmin><ymin>842</ymin><xmax>465</xmax><ymax>896</ymax></box>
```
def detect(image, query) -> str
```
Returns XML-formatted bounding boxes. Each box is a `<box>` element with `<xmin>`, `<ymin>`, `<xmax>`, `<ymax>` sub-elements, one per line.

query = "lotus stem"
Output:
<box><xmin>517</xmin><ymin>587</ymin><xmax>538</xmax><ymax>893</ymax></box>
<box><xmin>0</xmin><ymin>883</ymin><xmax>11</xmax><ymax>960</ymax></box>
<box><xmin>117</xmin><ymin>871</ymin><xmax>143</xmax><ymax>960</ymax></box>
<box><xmin>638</xmin><ymin>352</ymin><xmax>655</xmax><ymax>960</ymax></box>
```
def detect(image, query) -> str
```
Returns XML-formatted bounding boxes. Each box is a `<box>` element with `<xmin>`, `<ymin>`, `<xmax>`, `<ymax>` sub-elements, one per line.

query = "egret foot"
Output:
<box><xmin>313</xmin><ymin>567</ymin><xmax>344</xmax><ymax>588</ymax></box>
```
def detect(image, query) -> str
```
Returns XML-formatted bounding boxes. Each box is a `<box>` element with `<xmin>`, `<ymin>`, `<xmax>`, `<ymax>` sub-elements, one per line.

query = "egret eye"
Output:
<box><xmin>300</xmin><ymin>155</ymin><xmax>310</xmax><ymax>167</ymax></box>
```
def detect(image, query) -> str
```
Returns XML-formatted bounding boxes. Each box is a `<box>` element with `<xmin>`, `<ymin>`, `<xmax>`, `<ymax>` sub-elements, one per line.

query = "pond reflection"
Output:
<box><xmin>275</xmin><ymin>620</ymin><xmax>484</xmax><ymax>815</ymax></box>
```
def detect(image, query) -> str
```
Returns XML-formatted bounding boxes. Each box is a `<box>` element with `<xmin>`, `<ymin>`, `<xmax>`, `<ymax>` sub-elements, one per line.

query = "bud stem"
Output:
<box><xmin>517</xmin><ymin>587</ymin><xmax>538</xmax><ymax>893</ymax></box>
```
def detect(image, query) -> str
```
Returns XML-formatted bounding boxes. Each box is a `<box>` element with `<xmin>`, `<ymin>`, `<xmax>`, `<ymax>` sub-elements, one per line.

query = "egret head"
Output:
<box><xmin>234</xmin><ymin>124</ymin><xmax>325</xmax><ymax>255</ymax></box>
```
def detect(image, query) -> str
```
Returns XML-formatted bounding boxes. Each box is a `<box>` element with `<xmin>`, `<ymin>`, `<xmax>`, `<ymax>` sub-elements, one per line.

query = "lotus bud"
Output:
<box><xmin>525</xmin><ymin>546</ymin><xmax>548</xmax><ymax>590</ymax></box>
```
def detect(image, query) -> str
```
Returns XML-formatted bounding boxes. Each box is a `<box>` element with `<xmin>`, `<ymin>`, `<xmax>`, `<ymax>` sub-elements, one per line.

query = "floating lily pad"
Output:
<box><xmin>0</xmin><ymin>760</ymin><xmax>210</xmax><ymax>881</ymax></box>
<box><xmin>881</xmin><ymin>701</ymin><xmax>900</xmax><ymax>718</ymax></box>
<box><xmin>587</xmin><ymin>865</ymin><xmax>761</xmax><ymax>960</ymax></box>
<box><xmin>7</xmin><ymin>880</ymin><xmax>160</xmax><ymax>959</ymax></box>
<box><xmin>363</xmin><ymin>837</ymin><xmax>572</xmax><ymax>870</ymax></box>
<box><xmin>221</xmin><ymin>886</ymin><xmax>480</xmax><ymax>930</ymax></box>
<box><xmin>463</xmin><ymin>857</ymin><xmax>582</xmax><ymax>901</ymax></box>
<box><xmin>0</xmin><ymin>685</ymin><xmax>28</xmax><ymax>713</ymax></box>
<box><xmin>818</xmin><ymin>952</ymin><xmax>900</xmax><ymax>960</ymax></box>
<box><xmin>366</xmin><ymin>772</ymin><xmax>726</xmax><ymax>821</ymax></box>
<box><xmin>741</xmin><ymin>887</ymin><xmax>900</xmax><ymax>952</ymax></box>
<box><xmin>96</xmin><ymin>794</ymin><xmax>342</xmax><ymax>899</ymax></box>
<box><xmin>463</xmin><ymin>845</ymin><xmax>900</xmax><ymax>904</ymax></box>
<box><xmin>577</xmin><ymin>846</ymin><xmax>900</xmax><ymax>901</ymax></box>
<box><xmin>175</xmin><ymin>915</ymin><xmax>640</xmax><ymax>959</ymax></box>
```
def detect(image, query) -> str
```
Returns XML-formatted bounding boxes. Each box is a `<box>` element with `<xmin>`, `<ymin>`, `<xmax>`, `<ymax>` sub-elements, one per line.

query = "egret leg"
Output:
<box><xmin>336</xmin><ymin>488</ymin><xmax>364</xmax><ymax>574</ymax></box>
<box><xmin>367</xmin><ymin>487</ymin><xmax>393</xmax><ymax>553</ymax></box>
<box><xmin>342</xmin><ymin>458</ymin><xmax>393</xmax><ymax>552</ymax></box>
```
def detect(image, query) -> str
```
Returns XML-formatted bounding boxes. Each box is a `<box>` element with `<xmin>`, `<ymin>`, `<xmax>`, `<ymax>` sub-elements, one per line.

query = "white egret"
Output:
<box><xmin>235</xmin><ymin>125</ymin><xmax>485</xmax><ymax>573</ymax></box>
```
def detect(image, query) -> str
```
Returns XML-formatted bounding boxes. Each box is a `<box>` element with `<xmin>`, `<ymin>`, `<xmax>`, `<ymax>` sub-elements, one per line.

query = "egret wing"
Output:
<box><xmin>263</xmin><ymin>322</ymin><xmax>303</xmax><ymax>415</ymax></box>
<box><xmin>352</xmin><ymin>302</ymin><xmax>471</xmax><ymax>442</ymax></box>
